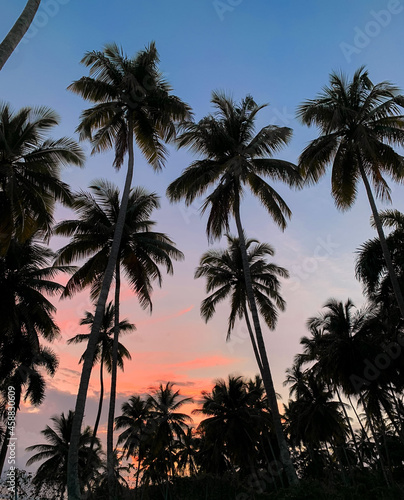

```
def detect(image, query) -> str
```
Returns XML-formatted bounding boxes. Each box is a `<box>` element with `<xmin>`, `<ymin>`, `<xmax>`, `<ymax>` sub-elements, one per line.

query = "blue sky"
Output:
<box><xmin>1</xmin><ymin>0</ymin><xmax>404</xmax><ymax>473</ymax></box>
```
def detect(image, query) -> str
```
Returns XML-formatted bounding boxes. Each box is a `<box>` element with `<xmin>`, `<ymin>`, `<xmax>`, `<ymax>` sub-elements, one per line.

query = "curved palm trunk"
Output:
<box><xmin>358</xmin><ymin>161</ymin><xmax>404</xmax><ymax>318</ymax></box>
<box><xmin>0</xmin><ymin>425</ymin><xmax>11</xmax><ymax>476</ymax></box>
<box><xmin>335</xmin><ymin>388</ymin><xmax>363</xmax><ymax>467</ymax></box>
<box><xmin>107</xmin><ymin>259</ymin><xmax>121</xmax><ymax>500</ymax></box>
<box><xmin>387</xmin><ymin>384</ymin><xmax>404</xmax><ymax>438</ymax></box>
<box><xmin>92</xmin><ymin>358</ymin><xmax>105</xmax><ymax>447</ymax></box>
<box><xmin>380</xmin><ymin>398</ymin><xmax>404</xmax><ymax>443</ymax></box>
<box><xmin>233</xmin><ymin>196</ymin><xmax>298</xmax><ymax>486</ymax></box>
<box><xmin>347</xmin><ymin>394</ymin><xmax>379</xmax><ymax>469</ymax></box>
<box><xmin>82</xmin><ymin>359</ymin><xmax>105</xmax><ymax>483</ymax></box>
<box><xmin>67</xmin><ymin>117</ymin><xmax>135</xmax><ymax>500</ymax></box>
<box><xmin>361</xmin><ymin>396</ymin><xmax>391</xmax><ymax>486</ymax></box>
<box><xmin>243</xmin><ymin>302</ymin><xmax>264</xmax><ymax>374</ymax></box>
<box><xmin>135</xmin><ymin>449</ymin><xmax>143</xmax><ymax>500</ymax></box>
<box><xmin>0</xmin><ymin>0</ymin><xmax>41</xmax><ymax>70</ymax></box>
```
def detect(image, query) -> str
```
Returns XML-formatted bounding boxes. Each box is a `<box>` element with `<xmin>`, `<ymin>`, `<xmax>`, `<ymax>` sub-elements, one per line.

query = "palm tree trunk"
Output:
<box><xmin>361</xmin><ymin>396</ymin><xmax>391</xmax><ymax>486</ymax></box>
<box><xmin>358</xmin><ymin>160</ymin><xmax>404</xmax><ymax>318</ymax></box>
<box><xmin>380</xmin><ymin>398</ymin><xmax>404</xmax><ymax>442</ymax></box>
<box><xmin>135</xmin><ymin>450</ymin><xmax>143</xmax><ymax>500</ymax></box>
<box><xmin>67</xmin><ymin>116</ymin><xmax>135</xmax><ymax>500</ymax></box>
<box><xmin>92</xmin><ymin>358</ymin><xmax>104</xmax><ymax>447</ymax></box>
<box><xmin>233</xmin><ymin>194</ymin><xmax>298</xmax><ymax>486</ymax></box>
<box><xmin>348</xmin><ymin>395</ymin><xmax>367</xmax><ymax>438</ymax></box>
<box><xmin>336</xmin><ymin>388</ymin><xmax>363</xmax><ymax>467</ymax></box>
<box><xmin>0</xmin><ymin>425</ymin><xmax>11</xmax><ymax>476</ymax></box>
<box><xmin>348</xmin><ymin>394</ymin><xmax>378</xmax><ymax>468</ymax></box>
<box><xmin>388</xmin><ymin>383</ymin><xmax>404</xmax><ymax>436</ymax></box>
<box><xmin>0</xmin><ymin>0</ymin><xmax>41</xmax><ymax>70</ymax></box>
<box><xmin>82</xmin><ymin>359</ymin><xmax>105</xmax><ymax>485</ymax></box>
<box><xmin>261</xmin><ymin>434</ymin><xmax>281</xmax><ymax>490</ymax></box>
<box><xmin>243</xmin><ymin>302</ymin><xmax>263</xmax><ymax>374</ymax></box>
<box><xmin>107</xmin><ymin>259</ymin><xmax>121</xmax><ymax>499</ymax></box>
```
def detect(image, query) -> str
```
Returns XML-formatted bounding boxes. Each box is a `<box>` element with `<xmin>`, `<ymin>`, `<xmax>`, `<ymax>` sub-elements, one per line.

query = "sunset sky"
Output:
<box><xmin>1</xmin><ymin>0</ymin><xmax>404</xmax><ymax>472</ymax></box>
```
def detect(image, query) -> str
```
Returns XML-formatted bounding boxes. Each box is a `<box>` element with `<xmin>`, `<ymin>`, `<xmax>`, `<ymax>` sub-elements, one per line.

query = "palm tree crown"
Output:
<box><xmin>67</xmin><ymin>302</ymin><xmax>134</xmax><ymax>372</ymax></box>
<box><xmin>26</xmin><ymin>410</ymin><xmax>102</xmax><ymax>498</ymax></box>
<box><xmin>0</xmin><ymin>102</ymin><xmax>84</xmax><ymax>251</ymax></box>
<box><xmin>195</xmin><ymin>234</ymin><xmax>288</xmax><ymax>338</ymax></box>
<box><xmin>356</xmin><ymin>209</ymin><xmax>404</xmax><ymax>308</ymax></box>
<box><xmin>297</xmin><ymin>66</ymin><xmax>404</xmax><ymax>209</ymax></box>
<box><xmin>54</xmin><ymin>180</ymin><xmax>184</xmax><ymax>308</ymax></box>
<box><xmin>68</xmin><ymin>41</ymin><xmax>192</xmax><ymax>171</ymax></box>
<box><xmin>167</xmin><ymin>91</ymin><xmax>300</xmax><ymax>239</ymax></box>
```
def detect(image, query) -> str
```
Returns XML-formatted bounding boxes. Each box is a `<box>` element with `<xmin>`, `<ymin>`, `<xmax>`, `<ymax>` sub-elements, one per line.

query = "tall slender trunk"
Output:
<box><xmin>135</xmin><ymin>449</ymin><xmax>143</xmax><ymax>500</ymax></box>
<box><xmin>243</xmin><ymin>302</ymin><xmax>263</xmax><ymax>374</ymax></box>
<box><xmin>380</xmin><ymin>398</ymin><xmax>404</xmax><ymax>442</ymax></box>
<box><xmin>0</xmin><ymin>0</ymin><xmax>41</xmax><ymax>70</ymax></box>
<box><xmin>348</xmin><ymin>394</ymin><xmax>378</xmax><ymax>467</ymax></box>
<box><xmin>0</xmin><ymin>425</ymin><xmax>11</xmax><ymax>475</ymax></box>
<box><xmin>82</xmin><ymin>359</ymin><xmax>105</xmax><ymax>485</ymax></box>
<box><xmin>348</xmin><ymin>395</ymin><xmax>367</xmax><ymax>438</ymax></box>
<box><xmin>361</xmin><ymin>396</ymin><xmax>391</xmax><ymax>486</ymax></box>
<box><xmin>67</xmin><ymin>117</ymin><xmax>135</xmax><ymax>500</ymax></box>
<box><xmin>388</xmin><ymin>383</ymin><xmax>404</xmax><ymax>435</ymax></box>
<box><xmin>107</xmin><ymin>260</ymin><xmax>121</xmax><ymax>499</ymax></box>
<box><xmin>358</xmin><ymin>160</ymin><xmax>404</xmax><ymax>318</ymax></box>
<box><xmin>336</xmin><ymin>388</ymin><xmax>363</xmax><ymax>467</ymax></box>
<box><xmin>233</xmin><ymin>194</ymin><xmax>298</xmax><ymax>486</ymax></box>
<box><xmin>92</xmin><ymin>358</ymin><xmax>104</xmax><ymax>447</ymax></box>
<box><xmin>261</xmin><ymin>434</ymin><xmax>282</xmax><ymax>490</ymax></box>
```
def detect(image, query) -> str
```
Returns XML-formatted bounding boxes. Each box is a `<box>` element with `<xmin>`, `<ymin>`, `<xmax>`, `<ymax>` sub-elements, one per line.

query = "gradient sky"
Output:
<box><xmin>1</xmin><ymin>0</ymin><xmax>404</xmax><ymax>473</ymax></box>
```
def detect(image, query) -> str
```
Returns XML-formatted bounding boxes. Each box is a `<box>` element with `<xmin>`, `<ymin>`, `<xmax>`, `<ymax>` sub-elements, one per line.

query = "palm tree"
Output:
<box><xmin>195</xmin><ymin>234</ymin><xmax>288</xmax><ymax>374</ymax></box>
<box><xmin>283</xmin><ymin>370</ymin><xmax>348</xmax><ymax>451</ymax></box>
<box><xmin>284</xmin><ymin>364</ymin><xmax>312</xmax><ymax>401</ymax></box>
<box><xmin>283</xmin><ymin>371</ymin><xmax>350</xmax><ymax>483</ymax></box>
<box><xmin>297</xmin><ymin>67</ymin><xmax>404</xmax><ymax>318</ymax></box>
<box><xmin>67</xmin><ymin>302</ymin><xmax>134</xmax><ymax>450</ymax></box>
<box><xmin>296</xmin><ymin>299</ymin><xmax>396</xmax><ymax>482</ymax></box>
<box><xmin>0</xmin><ymin>234</ymin><xmax>68</xmax><ymax>474</ymax></box>
<box><xmin>66</xmin><ymin>43</ymin><xmax>191</xmax><ymax>499</ymax></box>
<box><xmin>0</xmin><ymin>342</ymin><xmax>58</xmax><ymax>475</ymax></box>
<box><xmin>145</xmin><ymin>382</ymin><xmax>193</xmax><ymax>483</ymax></box>
<box><xmin>0</xmin><ymin>102</ymin><xmax>84</xmax><ymax>253</ymax></box>
<box><xmin>115</xmin><ymin>396</ymin><xmax>152</xmax><ymax>497</ymax></box>
<box><xmin>0</xmin><ymin>0</ymin><xmax>41</xmax><ymax>70</ymax></box>
<box><xmin>176</xmin><ymin>427</ymin><xmax>200</xmax><ymax>476</ymax></box>
<box><xmin>0</xmin><ymin>235</ymin><xmax>68</xmax><ymax>353</ymax></box>
<box><xmin>167</xmin><ymin>92</ymin><xmax>301</xmax><ymax>484</ymax></box>
<box><xmin>55</xmin><ymin>180</ymin><xmax>183</xmax><ymax>498</ymax></box>
<box><xmin>356</xmin><ymin>209</ymin><xmax>404</xmax><ymax>313</ymax></box>
<box><xmin>26</xmin><ymin>410</ymin><xmax>102</xmax><ymax>499</ymax></box>
<box><xmin>194</xmin><ymin>375</ymin><xmax>273</xmax><ymax>477</ymax></box>
<box><xmin>90</xmin><ymin>450</ymin><xmax>131</xmax><ymax>500</ymax></box>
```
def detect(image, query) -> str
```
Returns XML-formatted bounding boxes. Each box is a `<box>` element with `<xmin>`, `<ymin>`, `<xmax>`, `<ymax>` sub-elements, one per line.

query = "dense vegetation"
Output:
<box><xmin>1</xmin><ymin>36</ymin><xmax>404</xmax><ymax>499</ymax></box>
